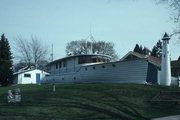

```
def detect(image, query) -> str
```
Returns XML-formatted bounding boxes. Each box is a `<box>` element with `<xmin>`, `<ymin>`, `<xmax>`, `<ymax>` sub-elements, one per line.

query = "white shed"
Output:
<box><xmin>13</xmin><ymin>67</ymin><xmax>49</xmax><ymax>84</ymax></box>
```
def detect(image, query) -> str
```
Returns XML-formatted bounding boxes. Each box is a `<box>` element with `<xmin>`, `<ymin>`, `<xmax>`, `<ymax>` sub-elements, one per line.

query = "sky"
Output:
<box><xmin>0</xmin><ymin>0</ymin><xmax>179</xmax><ymax>62</ymax></box>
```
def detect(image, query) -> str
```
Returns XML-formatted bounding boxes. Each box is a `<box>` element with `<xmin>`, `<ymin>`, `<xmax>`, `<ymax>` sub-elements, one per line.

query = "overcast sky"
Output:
<box><xmin>0</xmin><ymin>0</ymin><xmax>179</xmax><ymax>61</ymax></box>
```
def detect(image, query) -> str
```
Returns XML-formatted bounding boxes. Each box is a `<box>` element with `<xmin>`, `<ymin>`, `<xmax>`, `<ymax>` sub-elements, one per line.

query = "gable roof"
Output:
<box><xmin>14</xmin><ymin>66</ymin><xmax>48</xmax><ymax>75</ymax></box>
<box><xmin>120</xmin><ymin>51</ymin><xmax>146</xmax><ymax>60</ymax></box>
<box><xmin>120</xmin><ymin>51</ymin><xmax>161</xmax><ymax>67</ymax></box>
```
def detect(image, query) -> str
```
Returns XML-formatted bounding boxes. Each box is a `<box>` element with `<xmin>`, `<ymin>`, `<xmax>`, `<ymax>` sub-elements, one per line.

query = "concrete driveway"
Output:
<box><xmin>152</xmin><ymin>115</ymin><xmax>180</xmax><ymax>120</ymax></box>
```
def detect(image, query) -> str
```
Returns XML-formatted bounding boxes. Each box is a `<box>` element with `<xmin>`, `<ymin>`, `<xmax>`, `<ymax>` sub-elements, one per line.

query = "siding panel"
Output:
<box><xmin>43</xmin><ymin>59</ymin><xmax>148</xmax><ymax>84</ymax></box>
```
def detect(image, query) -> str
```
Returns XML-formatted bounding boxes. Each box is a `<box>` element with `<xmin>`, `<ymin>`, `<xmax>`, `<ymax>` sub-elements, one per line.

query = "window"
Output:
<box><xmin>92</xmin><ymin>58</ymin><xmax>97</xmax><ymax>63</ymax></box>
<box><xmin>78</xmin><ymin>55</ymin><xmax>111</xmax><ymax>64</ymax></box>
<box><xmin>56</xmin><ymin>62</ymin><xmax>58</xmax><ymax>69</ymax></box>
<box><xmin>63</xmin><ymin>60</ymin><xmax>67</xmax><ymax>67</ymax></box>
<box><xmin>59</xmin><ymin>61</ymin><xmax>62</xmax><ymax>68</ymax></box>
<box><xmin>24</xmin><ymin>74</ymin><xmax>31</xmax><ymax>78</ymax></box>
<box><xmin>78</xmin><ymin>56</ymin><xmax>87</xmax><ymax>64</ymax></box>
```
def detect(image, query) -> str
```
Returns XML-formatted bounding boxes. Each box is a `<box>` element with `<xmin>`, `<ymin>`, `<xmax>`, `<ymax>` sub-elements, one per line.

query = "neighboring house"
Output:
<box><xmin>171</xmin><ymin>57</ymin><xmax>180</xmax><ymax>86</ymax></box>
<box><xmin>120</xmin><ymin>51</ymin><xmax>161</xmax><ymax>84</ymax></box>
<box><xmin>13</xmin><ymin>67</ymin><xmax>49</xmax><ymax>84</ymax></box>
<box><xmin>171</xmin><ymin>56</ymin><xmax>180</xmax><ymax>77</ymax></box>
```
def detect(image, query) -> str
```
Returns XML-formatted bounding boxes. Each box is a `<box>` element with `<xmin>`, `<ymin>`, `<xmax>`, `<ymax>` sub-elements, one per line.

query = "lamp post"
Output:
<box><xmin>53</xmin><ymin>79</ymin><xmax>56</xmax><ymax>92</ymax></box>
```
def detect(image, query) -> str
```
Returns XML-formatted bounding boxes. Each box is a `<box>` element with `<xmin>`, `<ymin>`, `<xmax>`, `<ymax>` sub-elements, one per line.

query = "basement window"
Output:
<box><xmin>24</xmin><ymin>74</ymin><xmax>31</xmax><ymax>78</ymax></box>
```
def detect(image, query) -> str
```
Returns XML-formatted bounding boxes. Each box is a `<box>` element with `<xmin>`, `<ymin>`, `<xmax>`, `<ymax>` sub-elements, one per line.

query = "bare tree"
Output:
<box><xmin>14</xmin><ymin>36</ymin><xmax>49</xmax><ymax>68</ymax></box>
<box><xmin>159</xmin><ymin>0</ymin><xmax>180</xmax><ymax>23</ymax></box>
<box><xmin>66</xmin><ymin>39</ymin><xmax>93</xmax><ymax>55</ymax></box>
<box><xmin>30</xmin><ymin>37</ymin><xmax>48</xmax><ymax>66</ymax></box>
<box><xmin>157</xmin><ymin>0</ymin><xmax>180</xmax><ymax>38</ymax></box>
<box><xmin>65</xmin><ymin>39</ymin><xmax>119</xmax><ymax>60</ymax></box>
<box><xmin>15</xmin><ymin>36</ymin><xmax>32</xmax><ymax>65</ymax></box>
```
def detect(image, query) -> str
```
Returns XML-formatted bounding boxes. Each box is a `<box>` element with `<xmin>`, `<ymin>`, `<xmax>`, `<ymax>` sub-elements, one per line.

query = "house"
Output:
<box><xmin>42</xmin><ymin>53</ymin><xmax>152</xmax><ymax>84</ymax></box>
<box><xmin>171</xmin><ymin>56</ymin><xmax>180</xmax><ymax>77</ymax></box>
<box><xmin>120</xmin><ymin>51</ymin><xmax>180</xmax><ymax>86</ymax></box>
<box><xmin>120</xmin><ymin>51</ymin><xmax>161</xmax><ymax>84</ymax></box>
<box><xmin>13</xmin><ymin>66</ymin><xmax>49</xmax><ymax>84</ymax></box>
<box><xmin>42</xmin><ymin>51</ymin><xmax>164</xmax><ymax>85</ymax></box>
<box><xmin>171</xmin><ymin>56</ymin><xmax>180</xmax><ymax>86</ymax></box>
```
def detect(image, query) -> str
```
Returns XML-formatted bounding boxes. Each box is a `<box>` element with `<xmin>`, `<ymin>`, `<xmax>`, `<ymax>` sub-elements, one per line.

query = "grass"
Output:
<box><xmin>0</xmin><ymin>83</ymin><xmax>180</xmax><ymax>120</ymax></box>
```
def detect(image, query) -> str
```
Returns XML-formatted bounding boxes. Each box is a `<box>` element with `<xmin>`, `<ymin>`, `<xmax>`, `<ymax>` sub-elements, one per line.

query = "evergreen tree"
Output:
<box><xmin>151</xmin><ymin>46</ymin><xmax>158</xmax><ymax>57</ymax></box>
<box><xmin>0</xmin><ymin>34</ymin><xmax>13</xmax><ymax>86</ymax></box>
<box><xmin>142</xmin><ymin>47</ymin><xmax>150</xmax><ymax>55</ymax></box>
<box><xmin>139</xmin><ymin>45</ymin><xmax>143</xmax><ymax>54</ymax></box>
<box><xmin>133</xmin><ymin>44</ymin><xmax>140</xmax><ymax>53</ymax></box>
<box><xmin>133</xmin><ymin>44</ymin><xmax>148</xmax><ymax>55</ymax></box>
<box><xmin>156</xmin><ymin>40</ymin><xmax>162</xmax><ymax>58</ymax></box>
<box><xmin>150</xmin><ymin>40</ymin><xmax>162</xmax><ymax>58</ymax></box>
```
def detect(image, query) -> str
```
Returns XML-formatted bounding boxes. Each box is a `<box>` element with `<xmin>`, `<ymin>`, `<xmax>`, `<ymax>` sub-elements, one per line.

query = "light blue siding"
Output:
<box><xmin>42</xmin><ymin>59</ymin><xmax>148</xmax><ymax>84</ymax></box>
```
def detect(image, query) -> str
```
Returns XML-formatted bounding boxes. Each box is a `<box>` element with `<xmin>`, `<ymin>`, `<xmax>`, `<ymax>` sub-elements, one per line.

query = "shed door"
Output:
<box><xmin>36</xmin><ymin>73</ymin><xmax>41</xmax><ymax>84</ymax></box>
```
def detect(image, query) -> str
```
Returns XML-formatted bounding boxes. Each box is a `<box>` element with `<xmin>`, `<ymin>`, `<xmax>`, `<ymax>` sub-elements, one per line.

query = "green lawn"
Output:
<box><xmin>0</xmin><ymin>83</ymin><xmax>180</xmax><ymax>120</ymax></box>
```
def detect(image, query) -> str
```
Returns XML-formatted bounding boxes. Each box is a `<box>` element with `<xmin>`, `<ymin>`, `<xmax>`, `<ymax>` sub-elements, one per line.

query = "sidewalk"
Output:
<box><xmin>152</xmin><ymin>115</ymin><xmax>180</xmax><ymax>120</ymax></box>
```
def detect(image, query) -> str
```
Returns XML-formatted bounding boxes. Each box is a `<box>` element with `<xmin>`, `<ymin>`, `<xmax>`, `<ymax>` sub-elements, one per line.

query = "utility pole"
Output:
<box><xmin>51</xmin><ymin>44</ymin><xmax>55</xmax><ymax>91</ymax></box>
<box><xmin>51</xmin><ymin>44</ymin><xmax>53</xmax><ymax>62</ymax></box>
